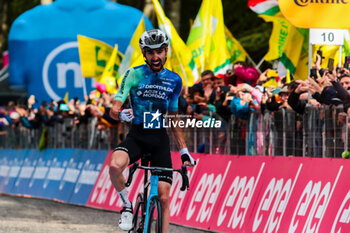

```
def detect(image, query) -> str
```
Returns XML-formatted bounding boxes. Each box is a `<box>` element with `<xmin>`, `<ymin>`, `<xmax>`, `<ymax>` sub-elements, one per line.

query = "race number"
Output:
<box><xmin>309</xmin><ymin>29</ymin><xmax>345</xmax><ymax>45</ymax></box>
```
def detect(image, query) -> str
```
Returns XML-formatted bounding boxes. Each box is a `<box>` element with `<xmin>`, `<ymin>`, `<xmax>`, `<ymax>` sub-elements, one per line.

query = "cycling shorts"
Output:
<box><xmin>114</xmin><ymin>124</ymin><xmax>173</xmax><ymax>184</ymax></box>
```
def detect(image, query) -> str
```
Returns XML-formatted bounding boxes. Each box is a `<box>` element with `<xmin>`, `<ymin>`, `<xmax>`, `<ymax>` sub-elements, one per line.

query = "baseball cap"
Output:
<box><xmin>10</xmin><ymin>111</ymin><xmax>20</xmax><ymax>120</ymax></box>
<box><xmin>279</xmin><ymin>86</ymin><xmax>289</xmax><ymax>94</ymax></box>
<box><xmin>213</xmin><ymin>74</ymin><xmax>225</xmax><ymax>79</ymax></box>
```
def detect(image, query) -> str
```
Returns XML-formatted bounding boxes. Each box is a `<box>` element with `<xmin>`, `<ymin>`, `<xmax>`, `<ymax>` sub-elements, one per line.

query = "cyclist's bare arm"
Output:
<box><xmin>110</xmin><ymin>100</ymin><xmax>123</xmax><ymax>120</ymax></box>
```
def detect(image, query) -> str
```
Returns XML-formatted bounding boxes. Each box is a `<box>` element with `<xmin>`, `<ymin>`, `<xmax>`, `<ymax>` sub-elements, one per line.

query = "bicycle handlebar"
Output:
<box><xmin>125</xmin><ymin>162</ymin><xmax>190</xmax><ymax>191</ymax></box>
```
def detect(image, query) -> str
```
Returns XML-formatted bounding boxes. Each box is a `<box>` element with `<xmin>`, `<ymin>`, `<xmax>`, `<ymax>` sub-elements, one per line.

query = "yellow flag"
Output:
<box><xmin>294</xmin><ymin>36</ymin><xmax>309</xmax><ymax>80</ymax></box>
<box><xmin>77</xmin><ymin>35</ymin><xmax>123</xmax><ymax>78</ymax></box>
<box><xmin>263</xmin><ymin>78</ymin><xmax>278</xmax><ymax>88</ymax></box>
<box><xmin>294</xmin><ymin>56</ymin><xmax>309</xmax><ymax>80</ymax></box>
<box><xmin>260</xmin><ymin>13</ymin><xmax>306</xmax><ymax>74</ymax></box>
<box><xmin>118</xmin><ymin>17</ymin><xmax>146</xmax><ymax>84</ymax></box>
<box><xmin>344</xmin><ymin>30</ymin><xmax>350</xmax><ymax>57</ymax></box>
<box><xmin>102</xmin><ymin>44</ymin><xmax>120</xmax><ymax>78</ymax></box>
<box><xmin>313</xmin><ymin>45</ymin><xmax>342</xmax><ymax>69</ymax></box>
<box><xmin>186</xmin><ymin>0</ymin><xmax>231</xmax><ymax>74</ymax></box>
<box><xmin>96</xmin><ymin>44</ymin><xmax>120</xmax><ymax>94</ymax></box>
<box><xmin>286</xmin><ymin>69</ymin><xmax>291</xmax><ymax>84</ymax></box>
<box><xmin>260</xmin><ymin>13</ymin><xmax>288</xmax><ymax>61</ymax></box>
<box><xmin>224</xmin><ymin>25</ymin><xmax>249</xmax><ymax>64</ymax></box>
<box><xmin>63</xmin><ymin>92</ymin><xmax>69</xmax><ymax>104</ymax></box>
<box><xmin>152</xmin><ymin>0</ymin><xmax>199</xmax><ymax>86</ymax></box>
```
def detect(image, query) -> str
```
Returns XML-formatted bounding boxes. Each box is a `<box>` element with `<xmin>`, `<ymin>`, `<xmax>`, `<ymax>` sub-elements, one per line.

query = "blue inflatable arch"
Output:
<box><xmin>8</xmin><ymin>0</ymin><xmax>152</xmax><ymax>103</ymax></box>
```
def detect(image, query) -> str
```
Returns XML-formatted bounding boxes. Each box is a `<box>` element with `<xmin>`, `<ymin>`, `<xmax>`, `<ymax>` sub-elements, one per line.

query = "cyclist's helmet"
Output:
<box><xmin>139</xmin><ymin>29</ymin><xmax>169</xmax><ymax>52</ymax></box>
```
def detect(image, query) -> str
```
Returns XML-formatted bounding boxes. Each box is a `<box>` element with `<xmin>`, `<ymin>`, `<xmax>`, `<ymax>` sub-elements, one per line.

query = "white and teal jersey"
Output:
<box><xmin>115</xmin><ymin>64</ymin><xmax>182</xmax><ymax>125</ymax></box>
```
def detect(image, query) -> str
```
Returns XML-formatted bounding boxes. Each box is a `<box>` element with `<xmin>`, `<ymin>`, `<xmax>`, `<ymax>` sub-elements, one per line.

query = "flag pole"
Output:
<box><xmin>339</xmin><ymin>45</ymin><xmax>342</xmax><ymax>67</ymax></box>
<box><xmin>81</xmin><ymin>75</ymin><xmax>87</xmax><ymax>99</ymax></box>
<box><xmin>248</xmin><ymin>56</ymin><xmax>260</xmax><ymax>73</ymax></box>
<box><xmin>256</xmin><ymin>57</ymin><xmax>265</xmax><ymax>71</ymax></box>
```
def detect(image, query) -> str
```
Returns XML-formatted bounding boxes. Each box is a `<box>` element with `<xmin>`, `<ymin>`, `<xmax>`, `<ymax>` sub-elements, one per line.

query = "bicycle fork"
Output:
<box><xmin>143</xmin><ymin>175</ymin><xmax>159</xmax><ymax>232</ymax></box>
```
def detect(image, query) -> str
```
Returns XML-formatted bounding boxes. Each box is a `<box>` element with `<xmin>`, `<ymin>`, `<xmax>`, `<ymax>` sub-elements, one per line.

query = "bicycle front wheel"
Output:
<box><xmin>146</xmin><ymin>196</ymin><xmax>162</xmax><ymax>233</ymax></box>
<box><xmin>131</xmin><ymin>193</ymin><xmax>145</xmax><ymax>233</ymax></box>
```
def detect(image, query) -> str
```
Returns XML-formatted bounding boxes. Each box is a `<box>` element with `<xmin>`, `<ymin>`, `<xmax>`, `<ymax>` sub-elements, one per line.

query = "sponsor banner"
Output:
<box><xmin>89</xmin><ymin>152</ymin><xmax>350</xmax><ymax>232</ymax></box>
<box><xmin>0</xmin><ymin>150</ymin><xmax>26</xmax><ymax>194</ymax></box>
<box><xmin>279</xmin><ymin>0</ymin><xmax>350</xmax><ymax>29</ymax></box>
<box><xmin>54</xmin><ymin>150</ymin><xmax>84</xmax><ymax>202</ymax></box>
<box><xmin>26</xmin><ymin>149</ymin><xmax>55</xmax><ymax>197</ymax></box>
<box><xmin>0</xmin><ymin>149</ymin><xmax>13</xmax><ymax>192</ymax></box>
<box><xmin>11</xmin><ymin>150</ymin><xmax>40</xmax><ymax>195</ymax></box>
<box><xmin>31</xmin><ymin>149</ymin><xmax>72</xmax><ymax>199</ymax></box>
<box><xmin>87</xmin><ymin>150</ymin><xmax>147</xmax><ymax>210</ymax></box>
<box><xmin>178</xmin><ymin>155</ymin><xmax>266</xmax><ymax>230</ymax></box>
<box><xmin>68</xmin><ymin>150</ymin><xmax>106</xmax><ymax>205</ymax></box>
<box><xmin>0</xmin><ymin>149</ymin><xmax>108</xmax><ymax>206</ymax></box>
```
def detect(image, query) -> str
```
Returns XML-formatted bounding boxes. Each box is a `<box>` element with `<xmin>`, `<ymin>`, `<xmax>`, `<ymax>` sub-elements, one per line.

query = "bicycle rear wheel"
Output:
<box><xmin>130</xmin><ymin>193</ymin><xmax>145</xmax><ymax>233</ymax></box>
<box><xmin>146</xmin><ymin>196</ymin><xmax>162</xmax><ymax>233</ymax></box>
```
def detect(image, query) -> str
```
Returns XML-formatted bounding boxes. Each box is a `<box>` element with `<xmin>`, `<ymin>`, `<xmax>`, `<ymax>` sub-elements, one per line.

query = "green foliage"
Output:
<box><xmin>7</xmin><ymin>0</ymin><xmax>40</xmax><ymax>26</ymax></box>
<box><xmin>3</xmin><ymin>0</ymin><xmax>270</xmax><ymax>64</ymax></box>
<box><xmin>117</xmin><ymin>0</ymin><xmax>144</xmax><ymax>10</ymax></box>
<box><xmin>223</xmin><ymin>1</ymin><xmax>271</xmax><ymax>63</ymax></box>
<box><xmin>1</xmin><ymin>0</ymin><xmax>40</xmax><ymax>52</ymax></box>
<box><xmin>180</xmin><ymin>0</ymin><xmax>270</xmax><ymax>64</ymax></box>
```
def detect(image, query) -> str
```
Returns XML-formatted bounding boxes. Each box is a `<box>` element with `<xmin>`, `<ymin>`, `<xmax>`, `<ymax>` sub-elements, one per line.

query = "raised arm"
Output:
<box><xmin>110</xmin><ymin>69</ymin><xmax>135</xmax><ymax>120</ymax></box>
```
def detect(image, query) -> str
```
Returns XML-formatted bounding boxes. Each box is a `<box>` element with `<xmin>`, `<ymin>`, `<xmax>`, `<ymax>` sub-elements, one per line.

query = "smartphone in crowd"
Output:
<box><xmin>219</xmin><ymin>85</ymin><xmax>231</xmax><ymax>93</ymax></box>
<box><xmin>344</xmin><ymin>56</ymin><xmax>350</xmax><ymax>70</ymax></box>
<box><xmin>316</xmin><ymin>49</ymin><xmax>324</xmax><ymax>65</ymax></box>
<box><xmin>267</xmin><ymin>70</ymin><xmax>279</xmax><ymax>77</ymax></box>
<box><xmin>327</xmin><ymin>58</ymin><xmax>334</xmax><ymax>74</ymax></box>
<box><xmin>310</xmin><ymin>68</ymin><xmax>318</xmax><ymax>80</ymax></box>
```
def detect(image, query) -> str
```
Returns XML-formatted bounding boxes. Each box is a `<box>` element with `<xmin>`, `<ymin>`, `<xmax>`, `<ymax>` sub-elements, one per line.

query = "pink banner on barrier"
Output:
<box><xmin>88</xmin><ymin>153</ymin><xmax>350</xmax><ymax>233</ymax></box>
<box><xmin>2</xmin><ymin>51</ymin><xmax>8</xmax><ymax>67</ymax></box>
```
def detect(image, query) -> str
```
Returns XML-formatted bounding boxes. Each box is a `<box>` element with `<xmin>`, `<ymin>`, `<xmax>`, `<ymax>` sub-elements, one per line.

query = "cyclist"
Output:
<box><xmin>109</xmin><ymin>29</ymin><xmax>196</xmax><ymax>232</ymax></box>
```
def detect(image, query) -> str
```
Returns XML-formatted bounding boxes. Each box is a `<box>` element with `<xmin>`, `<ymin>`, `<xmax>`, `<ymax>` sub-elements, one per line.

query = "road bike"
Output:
<box><xmin>125</xmin><ymin>155</ymin><xmax>189</xmax><ymax>233</ymax></box>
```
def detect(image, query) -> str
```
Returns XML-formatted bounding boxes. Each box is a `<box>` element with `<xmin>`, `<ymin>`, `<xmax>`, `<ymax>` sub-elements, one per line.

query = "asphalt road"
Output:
<box><xmin>0</xmin><ymin>194</ymin><xmax>210</xmax><ymax>233</ymax></box>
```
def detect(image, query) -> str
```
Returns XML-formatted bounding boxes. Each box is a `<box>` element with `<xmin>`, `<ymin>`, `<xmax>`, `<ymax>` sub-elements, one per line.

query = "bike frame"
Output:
<box><xmin>143</xmin><ymin>175</ymin><xmax>158</xmax><ymax>232</ymax></box>
<box><xmin>125</xmin><ymin>157</ymin><xmax>189</xmax><ymax>233</ymax></box>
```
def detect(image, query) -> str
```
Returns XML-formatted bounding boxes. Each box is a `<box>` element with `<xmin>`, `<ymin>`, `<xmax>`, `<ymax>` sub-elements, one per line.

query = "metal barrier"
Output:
<box><xmin>244</xmin><ymin>106</ymin><xmax>348</xmax><ymax>158</ymax></box>
<box><xmin>0</xmin><ymin>106</ymin><xmax>349</xmax><ymax>158</ymax></box>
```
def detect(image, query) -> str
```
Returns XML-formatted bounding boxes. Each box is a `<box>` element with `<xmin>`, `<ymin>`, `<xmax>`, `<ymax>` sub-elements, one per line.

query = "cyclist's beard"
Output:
<box><xmin>145</xmin><ymin>57</ymin><xmax>167</xmax><ymax>73</ymax></box>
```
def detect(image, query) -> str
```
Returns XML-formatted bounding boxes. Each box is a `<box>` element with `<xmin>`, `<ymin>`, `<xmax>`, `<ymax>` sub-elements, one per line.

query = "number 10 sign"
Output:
<box><xmin>309</xmin><ymin>29</ymin><xmax>345</xmax><ymax>45</ymax></box>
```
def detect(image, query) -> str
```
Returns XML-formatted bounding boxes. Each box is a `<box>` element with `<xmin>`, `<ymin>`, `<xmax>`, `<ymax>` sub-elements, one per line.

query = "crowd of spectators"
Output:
<box><xmin>2</xmin><ymin>54</ymin><xmax>350</xmax><ymax>155</ymax></box>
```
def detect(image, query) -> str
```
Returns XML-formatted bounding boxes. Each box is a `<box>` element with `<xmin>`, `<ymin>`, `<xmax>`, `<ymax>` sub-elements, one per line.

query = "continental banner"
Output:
<box><xmin>279</xmin><ymin>0</ymin><xmax>350</xmax><ymax>28</ymax></box>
